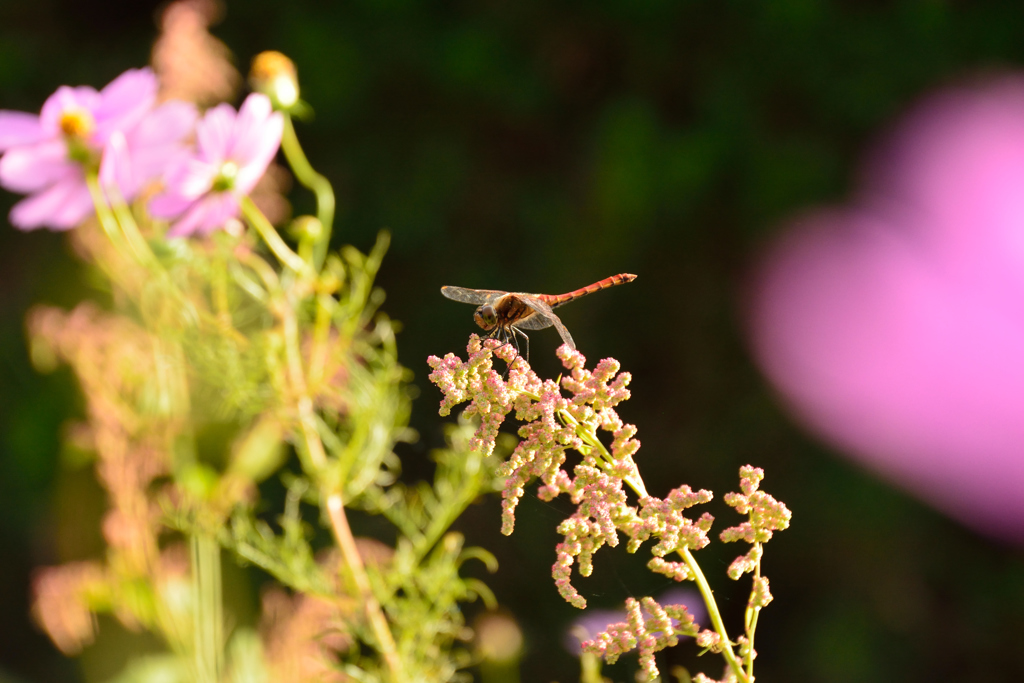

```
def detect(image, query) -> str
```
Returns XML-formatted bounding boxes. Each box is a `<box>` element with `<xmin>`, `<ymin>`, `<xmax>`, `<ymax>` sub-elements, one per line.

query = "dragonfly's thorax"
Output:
<box><xmin>474</xmin><ymin>294</ymin><xmax>533</xmax><ymax>331</ymax></box>
<box><xmin>502</xmin><ymin>294</ymin><xmax>534</xmax><ymax>326</ymax></box>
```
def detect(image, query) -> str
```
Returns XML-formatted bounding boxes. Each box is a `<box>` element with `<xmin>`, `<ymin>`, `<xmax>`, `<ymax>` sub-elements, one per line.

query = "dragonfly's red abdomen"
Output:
<box><xmin>539</xmin><ymin>273</ymin><xmax>637</xmax><ymax>308</ymax></box>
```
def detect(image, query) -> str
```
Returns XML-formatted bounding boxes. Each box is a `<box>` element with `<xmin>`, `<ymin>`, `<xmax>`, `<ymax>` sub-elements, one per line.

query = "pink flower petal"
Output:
<box><xmin>752</xmin><ymin>211</ymin><xmax>1024</xmax><ymax>540</ymax></box>
<box><xmin>196</xmin><ymin>103</ymin><xmax>236</xmax><ymax>163</ymax></box>
<box><xmin>230</xmin><ymin>93</ymin><xmax>274</xmax><ymax>159</ymax></box>
<box><xmin>175</xmin><ymin>158</ymin><xmax>218</xmax><ymax>199</ymax></box>
<box><xmin>126</xmin><ymin>101</ymin><xmax>198</xmax><ymax>185</ymax></box>
<box><xmin>128</xmin><ymin>100</ymin><xmax>197</xmax><ymax>149</ymax></box>
<box><xmin>149</xmin><ymin>192</ymin><xmax>195</xmax><ymax>219</ymax></box>
<box><xmin>9</xmin><ymin>175</ymin><xmax>91</xmax><ymax>230</ymax></box>
<box><xmin>46</xmin><ymin>181</ymin><xmax>96</xmax><ymax>228</ymax></box>
<box><xmin>0</xmin><ymin>111</ymin><xmax>44</xmax><ymax>150</ymax></box>
<box><xmin>0</xmin><ymin>139</ymin><xmax>74</xmax><ymax>193</ymax></box>
<box><xmin>198</xmin><ymin>192</ymin><xmax>240</xmax><ymax>234</ymax></box>
<box><xmin>166</xmin><ymin>192</ymin><xmax>238</xmax><ymax>237</ymax></box>
<box><xmin>93</xmin><ymin>68</ymin><xmax>158</xmax><ymax>143</ymax></box>
<box><xmin>164</xmin><ymin>197</ymin><xmax>210</xmax><ymax>237</ymax></box>
<box><xmin>0</xmin><ymin>69</ymin><xmax>194</xmax><ymax>234</ymax></box>
<box><xmin>864</xmin><ymin>82</ymin><xmax>1024</xmax><ymax>305</ymax></box>
<box><xmin>234</xmin><ymin>110</ymin><xmax>283</xmax><ymax>195</ymax></box>
<box><xmin>99</xmin><ymin>131</ymin><xmax>135</xmax><ymax>199</ymax></box>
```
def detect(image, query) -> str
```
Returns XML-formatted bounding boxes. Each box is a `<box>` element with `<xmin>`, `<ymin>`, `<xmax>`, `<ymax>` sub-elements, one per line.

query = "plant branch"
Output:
<box><xmin>327</xmin><ymin>493</ymin><xmax>405</xmax><ymax>683</ymax></box>
<box><xmin>277</xmin><ymin>279</ymin><xmax>404</xmax><ymax>682</ymax></box>
<box><xmin>240</xmin><ymin>195</ymin><xmax>308</xmax><ymax>274</ymax></box>
<box><xmin>678</xmin><ymin>548</ymin><xmax>748</xmax><ymax>683</ymax></box>
<box><xmin>280</xmin><ymin>115</ymin><xmax>335</xmax><ymax>269</ymax></box>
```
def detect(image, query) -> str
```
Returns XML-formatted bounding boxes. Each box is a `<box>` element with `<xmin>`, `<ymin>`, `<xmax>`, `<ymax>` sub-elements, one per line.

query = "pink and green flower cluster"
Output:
<box><xmin>428</xmin><ymin>337</ymin><xmax>792</xmax><ymax>682</ymax></box>
<box><xmin>582</xmin><ymin>596</ymin><xmax>699</xmax><ymax>680</ymax></box>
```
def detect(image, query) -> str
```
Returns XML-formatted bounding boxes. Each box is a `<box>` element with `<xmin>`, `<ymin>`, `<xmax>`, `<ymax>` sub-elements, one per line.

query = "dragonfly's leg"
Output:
<box><xmin>486</xmin><ymin>328</ymin><xmax>505</xmax><ymax>353</ymax></box>
<box><xmin>512</xmin><ymin>326</ymin><xmax>530</xmax><ymax>364</ymax></box>
<box><xmin>506</xmin><ymin>328</ymin><xmax>519</xmax><ymax>363</ymax></box>
<box><xmin>493</xmin><ymin>326</ymin><xmax>509</xmax><ymax>355</ymax></box>
<box><xmin>494</xmin><ymin>327</ymin><xmax>514</xmax><ymax>379</ymax></box>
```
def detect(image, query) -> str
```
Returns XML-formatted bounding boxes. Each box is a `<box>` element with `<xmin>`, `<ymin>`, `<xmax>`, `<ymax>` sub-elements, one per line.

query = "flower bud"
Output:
<box><xmin>249</xmin><ymin>50</ymin><xmax>299</xmax><ymax>109</ymax></box>
<box><xmin>289</xmin><ymin>215</ymin><xmax>323</xmax><ymax>242</ymax></box>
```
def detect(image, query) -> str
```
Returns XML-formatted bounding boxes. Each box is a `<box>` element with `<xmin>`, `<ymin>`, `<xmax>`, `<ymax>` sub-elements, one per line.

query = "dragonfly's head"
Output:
<box><xmin>473</xmin><ymin>304</ymin><xmax>497</xmax><ymax>331</ymax></box>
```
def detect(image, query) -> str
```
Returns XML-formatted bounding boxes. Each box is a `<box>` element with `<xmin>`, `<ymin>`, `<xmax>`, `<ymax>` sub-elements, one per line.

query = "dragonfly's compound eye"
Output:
<box><xmin>474</xmin><ymin>305</ymin><xmax>497</xmax><ymax>330</ymax></box>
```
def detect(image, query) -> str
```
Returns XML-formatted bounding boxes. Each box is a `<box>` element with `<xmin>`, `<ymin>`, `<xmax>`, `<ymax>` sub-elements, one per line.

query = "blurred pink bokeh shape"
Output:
<box><xmin>748</xmin><ymin>78</ymin><xmax>1024</xmax><ymax>542</ymax></box>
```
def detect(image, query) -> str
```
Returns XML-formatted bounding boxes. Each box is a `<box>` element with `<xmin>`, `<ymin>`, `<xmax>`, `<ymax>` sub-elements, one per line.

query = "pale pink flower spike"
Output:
<box><xmin>427</xmin><ymin>337</ymin><xmax>773</xmax><ymax>679</ymax></box>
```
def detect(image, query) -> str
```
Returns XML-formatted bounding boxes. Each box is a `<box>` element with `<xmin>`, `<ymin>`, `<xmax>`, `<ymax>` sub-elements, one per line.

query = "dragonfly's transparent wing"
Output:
<box><xmin>515</xmin><ymin>299</ymin><xmax>554</xmax><ymax>330</ymax></box>
<box><xmin>441</xmin><ymin>286</ymin><xmax>503</xmax><ymax>305</ymax></box>
<box><xmin>518</xmin><ymin>296</ymin><xmax>576</xmax><ymax>349</ymax></box>
<box><xmin>515</xmin><ymin>314</ymin><xmax>553</xmax><ymax>330</ymax></box>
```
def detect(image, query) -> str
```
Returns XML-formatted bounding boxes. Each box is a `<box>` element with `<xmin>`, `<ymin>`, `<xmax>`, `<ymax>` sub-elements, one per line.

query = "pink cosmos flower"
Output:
<box><xmin>0</xmin><ymin>68</ymin><xmax>196</xmax><ymax>230</ymax></box>
<box><xmin>747</xmin><ymin>78</ymin><xmax>1024</xmax><ymax>542</ymax></box>
<box><xmin>148</xmin><ymin>93</ymin><xmax>283</xmax><ymax>237</ymax></box>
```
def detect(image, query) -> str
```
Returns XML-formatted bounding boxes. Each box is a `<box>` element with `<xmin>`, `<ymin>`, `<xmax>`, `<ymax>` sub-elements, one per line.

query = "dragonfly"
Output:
<box><xmin>441</xmin><ymin>273</ymin><xmax>637</xmax><ymax>361</ymax></box>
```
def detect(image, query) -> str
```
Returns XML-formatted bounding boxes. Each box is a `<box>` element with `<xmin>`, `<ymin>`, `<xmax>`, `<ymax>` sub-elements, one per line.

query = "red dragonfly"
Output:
<box><xmin>441</xmin><ymin>273</ymin><xmax>637</xmax><ymax>361</ymax></box>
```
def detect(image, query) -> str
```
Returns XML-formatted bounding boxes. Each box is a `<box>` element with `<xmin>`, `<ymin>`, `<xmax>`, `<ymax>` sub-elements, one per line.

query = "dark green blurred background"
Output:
<box><xmin>3</xmin><ymin>1</ymin><xmax>1024</xmax><ymax>681</ymax></box>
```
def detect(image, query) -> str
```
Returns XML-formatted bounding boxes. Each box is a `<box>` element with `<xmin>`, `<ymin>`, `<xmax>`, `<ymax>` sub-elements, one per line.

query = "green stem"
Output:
<box><xmin>212</xmin><ymin>252</ymin><xmax>231</xmax><ymax>325</ymax></box>
<box><xmin>190</xmin><ymin>533</ymin><xmax>223</xmax><ymax>683</ymax></box>
<box><xmin>103</xmin><ymin>180</ymin><xmax>156</xmax><ymax>266</ymax></box>
<box><xmin>745</xmin><ymin>607</ymin><xmax>759</xmax><ymax>681</ymax></box>
<box><xmin>678</xmin><ymin>548</ymin><xmax>748</xmax><ymax>683</ymax></box>
<box><xmin>280</xmin><ymin>115</ymin><xmax>335</xmax><ymax>269</ymax></box>
<box><xmin>580</xmin><ymin>651</ymin><xmax>604</xmax><ymax>683</ymax></box>
<box><xmin>308</xmin><ymin>293</ymin><xmax>334</xmax><ymax>390</ymax></box>
<box><xmin>85</xmin><ymin>173</ymin><xmax>129</xmax><ymax>253</ymax></box>
<box><xmin>240</xmin><ymin>195</ymin><xmax>309</xmax><ymax>274</ymax></box>
<box><xmin>744</xmin><ymin>545</ymin><xmax>763</xmax><ymax>680</ymax></box>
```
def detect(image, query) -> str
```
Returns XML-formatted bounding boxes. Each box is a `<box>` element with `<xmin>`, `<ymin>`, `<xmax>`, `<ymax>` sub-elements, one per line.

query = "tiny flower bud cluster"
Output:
<box><xmin>581</xmin><ymin>596</ymin><xmax>698</xmax><ymax>680</ymax></box>
<box><xmin>750</xmin><ymin>575</ymin><xmax>772</xmax><ymax>609</ymax></box>
<box><xmin>428</xmin><ymin>338</ymin><xmax>538</xmax><ymax>453</ymax></box>
<box><xmin>720</xmin><ymin>466</ymin><xmax>792</xmax><ymax>581</ymax></box>
<box><xmin>695</xmin><ymin>628</ymin><xmax>724</xmax><ymax>653</ymax></box>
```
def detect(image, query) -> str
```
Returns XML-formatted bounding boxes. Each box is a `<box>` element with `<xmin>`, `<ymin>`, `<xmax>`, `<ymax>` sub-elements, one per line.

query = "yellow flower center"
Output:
<box><xmin>59</xmin><ymin>108</ymin><xmax>95</xmax><ymax>139</ymax></box>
